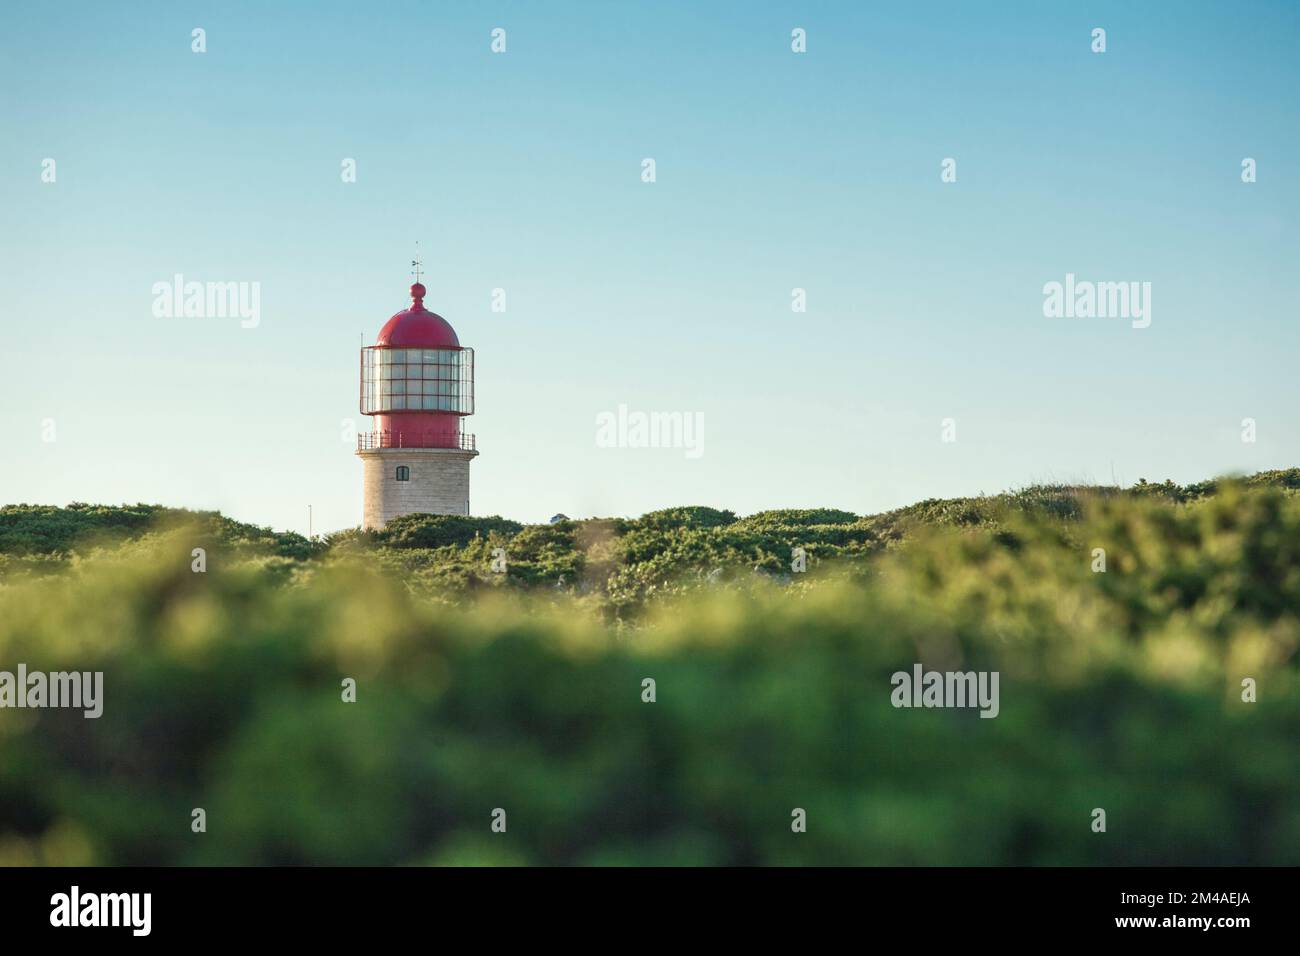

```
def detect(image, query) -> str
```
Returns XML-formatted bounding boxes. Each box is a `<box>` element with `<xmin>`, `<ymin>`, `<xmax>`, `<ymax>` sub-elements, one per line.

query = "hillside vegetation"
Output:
<box><xmin>4</xmin><ymin>469</ymin><xmax>1299</xmax><ymax>618</ymax></box>
<box><xmin>0</xmin><ymin>469</ymin><xmax>1297</xmax><ymax>865</ymax></box>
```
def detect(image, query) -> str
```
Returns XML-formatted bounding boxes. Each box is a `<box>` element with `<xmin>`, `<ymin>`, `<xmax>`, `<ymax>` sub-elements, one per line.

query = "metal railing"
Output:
<box><xmin>357</xmin><ymin>431</ymin><xmax>477</xmax><ymax>451</ymax></box>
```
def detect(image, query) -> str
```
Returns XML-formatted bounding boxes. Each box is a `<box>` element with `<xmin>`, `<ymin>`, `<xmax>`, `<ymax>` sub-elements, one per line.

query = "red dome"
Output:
<box><xmin>375</xmin><ymin>283</ymin><xmax>460</xmax><ymax>348</ymax></box>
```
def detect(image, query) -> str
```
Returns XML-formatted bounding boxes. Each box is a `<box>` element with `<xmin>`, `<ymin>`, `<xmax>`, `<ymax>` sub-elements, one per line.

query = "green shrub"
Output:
<box><xmin>377</xmin><ymin>514</ymin><xmax>523</xmax><ymax>550</ymax></box>
<box><xmin>735</xmin><ymin>508</ymin><xmax>859</xmax><ymax>528</ymax></box>
<box><xmin>2</xmin><ymin>481</ymin><xmax>1298</xmax><ymax>865</ymax></box>
<box><xmin>635</xmin><ymin>506</ymin><xmax>737</xmax><ymax>531</ymax></box>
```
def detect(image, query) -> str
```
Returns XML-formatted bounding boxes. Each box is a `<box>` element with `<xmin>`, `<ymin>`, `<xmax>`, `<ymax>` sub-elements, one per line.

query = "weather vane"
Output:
<box><xmin>411</xmin><ymin>241</ymin><xmax>424</xmax><ymax>283</ymax></box>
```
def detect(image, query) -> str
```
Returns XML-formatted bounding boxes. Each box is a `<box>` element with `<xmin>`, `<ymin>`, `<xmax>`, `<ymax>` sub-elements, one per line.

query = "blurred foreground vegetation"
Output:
<box><xmin>1</xmin><ymin>470</ymin><xmax>1298</xmax><ymax>865</ymax></box>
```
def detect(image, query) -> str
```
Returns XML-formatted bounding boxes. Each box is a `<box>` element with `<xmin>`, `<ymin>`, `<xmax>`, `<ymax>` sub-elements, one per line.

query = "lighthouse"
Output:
<box><xmin>356</xmin><ymin>274</ymin><xmax>477</xmax><ymax>529</ymax></box>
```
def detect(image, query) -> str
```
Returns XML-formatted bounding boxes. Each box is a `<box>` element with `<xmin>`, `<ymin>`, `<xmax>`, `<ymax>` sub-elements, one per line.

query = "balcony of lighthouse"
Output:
<box><xmin>357</xmin><ymin>430</ymin><xmax>477</xmax><ymax>451</ymax></box>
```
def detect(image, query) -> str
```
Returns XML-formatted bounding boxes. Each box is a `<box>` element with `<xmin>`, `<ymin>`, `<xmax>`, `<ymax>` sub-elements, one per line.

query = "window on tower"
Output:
<box><xmin>395</xmin><ymin>466</ymin><xmax>410</xmax><ymax>481</ymax></box>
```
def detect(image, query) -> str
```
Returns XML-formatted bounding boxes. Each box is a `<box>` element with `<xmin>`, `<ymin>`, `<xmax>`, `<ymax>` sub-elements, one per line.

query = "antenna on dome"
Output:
<box><xmin>410</xmin><ymin>241</ymin><xmax>424</xmax><ymax>284</ymax></box>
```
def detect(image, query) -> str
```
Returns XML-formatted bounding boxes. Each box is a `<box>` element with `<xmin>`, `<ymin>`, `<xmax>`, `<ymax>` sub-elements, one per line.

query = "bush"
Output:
<box><xmin>635</xmin><ymin>506</ymin><xmax>737</xmax><ymax>531</ymax></box>
<box><xmin>377</xmin><ymin>514</ymin><xmax>524</xmax><ymax>550</ymax></box>
<box><xmin>1</xmin><ymin>482</ymin><xmax>1298</xmax><ymax>865</ymax></box>
<box><xmin>735</xmin><ymin>508</ymin><xmax>859</xmax><ymax>528</ymax></box>
<box><xmin>0</xmin><ymin>503</ymin><xmax>313</xmax><ymax>560</ymax></box>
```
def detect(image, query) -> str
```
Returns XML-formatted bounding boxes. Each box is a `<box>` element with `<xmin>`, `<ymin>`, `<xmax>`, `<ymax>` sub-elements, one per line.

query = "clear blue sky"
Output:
<box><xmin>2</xmin><ymin>1</ymin><xmax>1297</xmax><ymax>533</ymax></box>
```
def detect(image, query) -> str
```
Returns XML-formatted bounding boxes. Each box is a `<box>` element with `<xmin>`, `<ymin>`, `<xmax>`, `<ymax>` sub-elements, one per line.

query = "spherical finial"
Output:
<box><xmin>410</xmin><ymin>282</ymin><xmax>426</xmax><ymax>306</ymax></box>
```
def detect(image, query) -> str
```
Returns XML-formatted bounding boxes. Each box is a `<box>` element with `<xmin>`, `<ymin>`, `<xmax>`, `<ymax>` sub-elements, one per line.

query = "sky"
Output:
<box><xmin>2</xmin><ymin>1</ymin><xmax>1298</xmax><ymax>534</ymax></box>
